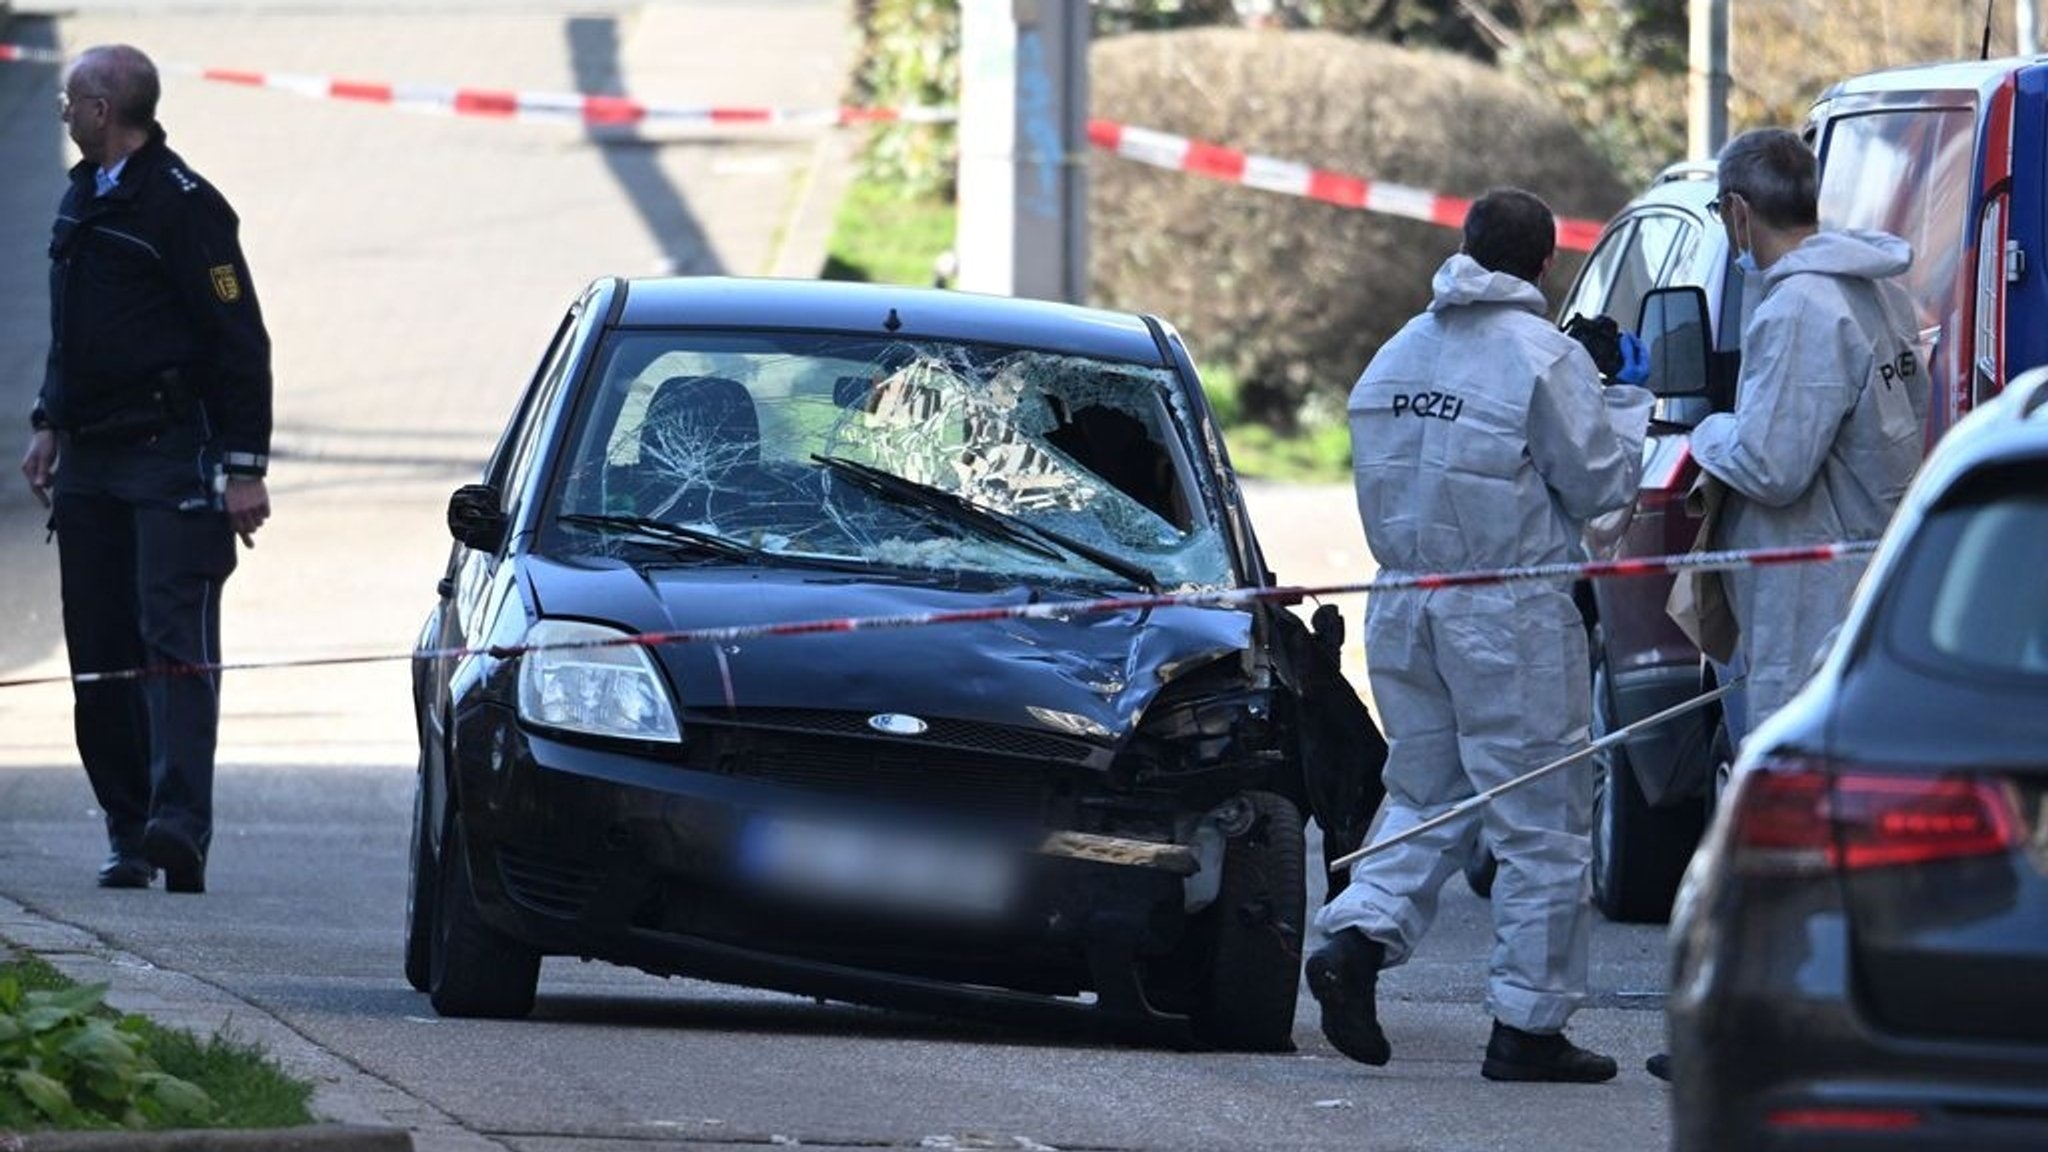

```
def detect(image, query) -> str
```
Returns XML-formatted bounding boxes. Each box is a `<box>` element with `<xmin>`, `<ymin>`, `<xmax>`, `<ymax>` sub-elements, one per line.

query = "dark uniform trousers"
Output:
<box><xmin>53</xmin><ymin>419</ymin><xmax>237</xmax><ymax>859</ymax></box>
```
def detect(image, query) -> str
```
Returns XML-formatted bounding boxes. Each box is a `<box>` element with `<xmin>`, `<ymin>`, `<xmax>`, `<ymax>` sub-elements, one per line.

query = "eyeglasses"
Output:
<box><xmin>1706</xmin><ymin>192</ymin><xmax>1741</xmax><ymax>221</ymax></box>
<box><xmin>57</xmin><ymin>90</ymin><xmax>106</xmax><ymax>117</ymax></box>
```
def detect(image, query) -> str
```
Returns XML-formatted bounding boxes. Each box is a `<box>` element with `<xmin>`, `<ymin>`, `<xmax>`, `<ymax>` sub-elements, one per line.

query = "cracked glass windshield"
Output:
<box><xmin>546</xmin><ymin>331</ymin><xmax>1233</xmax><ymax>590</ymax></box>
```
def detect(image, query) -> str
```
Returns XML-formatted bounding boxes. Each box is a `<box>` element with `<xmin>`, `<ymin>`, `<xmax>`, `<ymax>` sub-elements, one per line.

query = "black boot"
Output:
<box><xmin>96</xmin><ymin>852</ymin><xmax>156</xmax><ymax>889</ymax></box>
<box><xmin>1305</xmin><ymin>929</ymin><xmax>1391</xmax><ymax>1066</ymax></box>
<box><xmin>143</xmin><ymin>819</ymin><xmax>206</xmax><ymax>895</ymax></box>
<box><xmin>1481</xmin><ymin>1020</ymin><xmax>1618</xmax><ymax>1083</ymax></box>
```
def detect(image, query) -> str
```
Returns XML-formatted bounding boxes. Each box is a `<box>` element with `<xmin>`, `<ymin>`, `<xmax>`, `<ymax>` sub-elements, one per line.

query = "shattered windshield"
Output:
<box><xmin>544</xmin><ymin>330</ymin><xmax>1233</xmax><ymax>590</ymax></box>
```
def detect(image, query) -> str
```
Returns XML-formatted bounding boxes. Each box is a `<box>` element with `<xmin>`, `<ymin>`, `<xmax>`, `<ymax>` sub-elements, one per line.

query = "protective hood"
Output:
<box><xmin>1763</xmin><ymin>229</ymin><xmax>1912</xmax><ymax>288</ymax></box>
<box><xmin>1426</xmin><ymin>253</ymin><xmax>1548</xmax><ymax>315</ymax></box>
<box><xmin>520</xmin><ymin>556</ymin><xmax>1251</xmax><ymax>743</ymax></box>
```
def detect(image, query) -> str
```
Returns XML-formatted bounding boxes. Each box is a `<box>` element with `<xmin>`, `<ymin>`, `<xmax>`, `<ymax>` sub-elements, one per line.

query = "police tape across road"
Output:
<box><xmin>0</xmin><ymin>539</ymin><xmax>1876</xmax><ymax>691</ymax></box>
<box><xmin>2</xmin><ymin>42</ymin><xmax>1605</xmax><ymax>249</ymax></box>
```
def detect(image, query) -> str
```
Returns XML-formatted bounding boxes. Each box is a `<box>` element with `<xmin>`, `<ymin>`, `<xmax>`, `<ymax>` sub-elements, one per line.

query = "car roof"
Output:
<box><xmin>609</xmin><ymin>276</ymin><xmax>1171</xmax><ymax>366</ymax></box>
<box><xmin>1815</xmin><ymin>54</ymin><xmax>2048</xmax><ymax>104</ymax></box>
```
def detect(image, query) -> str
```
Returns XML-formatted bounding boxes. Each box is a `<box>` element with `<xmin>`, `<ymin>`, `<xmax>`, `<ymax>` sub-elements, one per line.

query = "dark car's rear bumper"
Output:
<box><xmin>448</xmin><ymin>704</ymin><xmax>1211</xmax><ymax>1043</ymax></box>
<box><xmin>1671</xmin><ymin>885</ymin><xmax>2048</xmax><ymax>1151</ymax></box>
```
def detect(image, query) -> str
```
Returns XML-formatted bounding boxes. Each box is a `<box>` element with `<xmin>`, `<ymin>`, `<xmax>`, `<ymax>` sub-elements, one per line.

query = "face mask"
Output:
<box><xmin>1729</xmin><ymin>207</ymin><xmax>1759</xmax><ymax>275</ymax></box>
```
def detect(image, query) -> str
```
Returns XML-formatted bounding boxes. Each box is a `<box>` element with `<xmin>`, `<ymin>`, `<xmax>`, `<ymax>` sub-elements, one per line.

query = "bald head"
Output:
<box><xmin>68</xmin><ymin>44</ymin><xmax>159</xmax><ymax>131</ymax></box>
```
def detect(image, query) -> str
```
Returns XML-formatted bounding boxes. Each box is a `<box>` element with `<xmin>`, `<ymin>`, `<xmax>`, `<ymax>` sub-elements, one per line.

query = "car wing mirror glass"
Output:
<box><xmin>1636</xmin><ymin>285</ymin><xmax>1716</xmax><ymax>399</ymax></box>
<box><xmin>447</xmin><ymin>483</ymin><xmax>507</xmax><ymax>552</ymax></box>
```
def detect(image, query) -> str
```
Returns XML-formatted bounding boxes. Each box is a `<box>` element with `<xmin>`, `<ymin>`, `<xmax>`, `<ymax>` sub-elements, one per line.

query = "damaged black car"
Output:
<box><xmin>405</xmin><ymin>276</ymin><xmax>1384</xmax><ymax>1049</ymax></box>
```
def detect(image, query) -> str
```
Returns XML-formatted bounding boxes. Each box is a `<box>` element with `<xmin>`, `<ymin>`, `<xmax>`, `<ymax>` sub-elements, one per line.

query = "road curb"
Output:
<box><xmin>0</xmin><ymin>897</ymin><xmax>488</xmax><ymax>1151</ymax></box>
<box><xmin>5</xmin><ymin>1125</ymin><xmax>411</xmax><ymax>1151</ymax></box>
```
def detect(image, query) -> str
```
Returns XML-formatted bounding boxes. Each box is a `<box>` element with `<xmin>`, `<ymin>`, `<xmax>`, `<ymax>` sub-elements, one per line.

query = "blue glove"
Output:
<box><xmin>1614</xmin><ymin>331</ymin><xmax>1650</xmax><ymax>387</ymax></box>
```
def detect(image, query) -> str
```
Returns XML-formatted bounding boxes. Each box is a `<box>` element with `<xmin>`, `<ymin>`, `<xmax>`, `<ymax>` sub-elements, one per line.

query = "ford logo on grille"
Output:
<box><xmin>867</xmin><ymin>713</ymin><xmax>928</xmax><ymax>736</ymax></box>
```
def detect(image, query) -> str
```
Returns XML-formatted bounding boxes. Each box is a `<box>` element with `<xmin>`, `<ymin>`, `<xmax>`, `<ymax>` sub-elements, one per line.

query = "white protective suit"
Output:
<box><xmin>1317</xmin><ymin>254</ymin><xmax>1653</xmax><ymax>1033</ymax></box>
<box><xmin>1691</xmin><ymin>230</ymin><xmax>1928</xmax><ymax>724</ymax></box>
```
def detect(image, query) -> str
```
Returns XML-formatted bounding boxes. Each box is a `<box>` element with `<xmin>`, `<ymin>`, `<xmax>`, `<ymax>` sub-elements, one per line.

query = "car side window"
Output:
<box><xmin>499</xmin><ymin>309</ymin><xmax>586</xmax><ymax>514</ymax></box>
<box><xmin>1561</xmin><ymin>219</ymin><xmax>1636</xmax><ymax>322</ymax></box>
<box><xmin>1603</xmin><ymin>213</ymin><xmax>1694</xmax><ymax>332</ymax></box>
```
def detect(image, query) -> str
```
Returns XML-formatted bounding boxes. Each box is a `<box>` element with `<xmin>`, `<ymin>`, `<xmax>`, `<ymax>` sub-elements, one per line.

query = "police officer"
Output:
<box><xmin>1306</xmin><ymin>189</ymin><xmax>1652</xmax><ymax>1082</ymax></box>
<box><xmin>18</xmin><ymin>43</ymin><xmax>273</xmax><ymax>894</ymax></box>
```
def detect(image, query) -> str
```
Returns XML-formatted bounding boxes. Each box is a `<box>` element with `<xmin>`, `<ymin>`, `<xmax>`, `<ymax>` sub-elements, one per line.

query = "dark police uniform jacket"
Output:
<box><xmin>35</xmin><ymin>123</ymin><xmax>272</xmax><ymax>481</ymax></box>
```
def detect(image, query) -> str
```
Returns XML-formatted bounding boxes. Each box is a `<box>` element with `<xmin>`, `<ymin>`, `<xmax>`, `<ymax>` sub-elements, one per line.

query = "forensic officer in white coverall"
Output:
<box><xmin>1307</xmin><ymin>189</ymin><xmax>1653</xmax><ymax>1083</ymax></box>
<box><xmin>1692</xmin><ymin>127</ymin><xmax>1929</xmax><ymax>727</ymax></box>
<box><xmin>1642</xmin><ymin>129</ymin><xmax>1927</xmax><ymax>1087</ymax></box>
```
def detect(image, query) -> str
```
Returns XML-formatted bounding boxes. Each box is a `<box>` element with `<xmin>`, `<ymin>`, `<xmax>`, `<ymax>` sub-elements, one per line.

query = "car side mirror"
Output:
<box><xmin>1637</xmin><ymin>286</ymin><xmax>1715</xmax><ymax>398</ymax></box>
<box><xmin>447</xmin><ymin>483</ymin><xmax>507</xmax><ymax>552</ymax></box>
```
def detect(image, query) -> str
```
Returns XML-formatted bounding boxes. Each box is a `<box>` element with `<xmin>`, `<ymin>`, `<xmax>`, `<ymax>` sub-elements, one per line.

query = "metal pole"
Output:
<box><xmin>1689</xmin><ymin>0</ymin><xmax>1731</xmax><ymax>160</ymax></box>
<box><xmin>1327</xmin><ymin>681</ymin><xmax>1742</xmax><ymax>873</ymax></box>
<box><xmin>954</xmin><ymin>0</ymin><xmax>1089</xmax><ymax>302</ymax></box>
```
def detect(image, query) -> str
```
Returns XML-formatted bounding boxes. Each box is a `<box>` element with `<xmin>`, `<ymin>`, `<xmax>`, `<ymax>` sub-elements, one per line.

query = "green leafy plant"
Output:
<box><xmin>0</xmin><ymin>975</ymin><xmax>215</xmax><ymax>1130</ymax></box>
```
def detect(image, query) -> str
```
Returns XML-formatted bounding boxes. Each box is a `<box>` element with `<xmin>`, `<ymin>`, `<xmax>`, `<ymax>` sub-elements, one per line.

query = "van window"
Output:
<box><xmin>1817</xmin><ymin>107</ymin><xmax>1975</xmax><ymax>339</ymax></box>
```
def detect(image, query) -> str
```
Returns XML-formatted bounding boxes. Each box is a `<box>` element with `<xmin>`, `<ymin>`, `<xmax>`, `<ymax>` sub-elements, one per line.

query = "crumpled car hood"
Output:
<box><xmin>522</xmin><ymin>556</ymin><xmax>1252</xmax><ymax>741</ymax></box>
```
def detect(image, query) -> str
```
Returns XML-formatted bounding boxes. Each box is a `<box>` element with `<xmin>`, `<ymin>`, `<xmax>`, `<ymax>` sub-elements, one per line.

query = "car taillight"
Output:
<box><xmin>1730</xmin><ymin>758</ymin><xmax>2019</xmax><ymax>876</ymax></box>
<box><xmin>1767</xmin><ymin>1106</ymin><xmax>1923</xmax><ymax>1133</ymax></box>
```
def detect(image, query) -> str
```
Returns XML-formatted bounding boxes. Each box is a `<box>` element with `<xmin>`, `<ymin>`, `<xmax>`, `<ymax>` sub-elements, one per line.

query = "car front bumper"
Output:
<box><xmin>448</xmin><ymin>703</ymin><xmax>1214</xmax><ymax>1042</ymax></box>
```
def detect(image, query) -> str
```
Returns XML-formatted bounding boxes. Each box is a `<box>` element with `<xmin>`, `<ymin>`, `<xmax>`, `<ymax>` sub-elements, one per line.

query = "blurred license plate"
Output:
<box><xmin>735</xmin><ymin>815</ymin><xmax>1018</xmax><ymax>917</ymax></box>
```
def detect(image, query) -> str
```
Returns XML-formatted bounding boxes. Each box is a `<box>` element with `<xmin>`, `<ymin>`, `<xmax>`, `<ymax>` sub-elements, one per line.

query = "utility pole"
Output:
<box><xmin>955</xmin><ymin>0</ymin><xmax>1090</xmax><ymax>303</ymax></box>
<box><xmin>1689</xmin><ymin>0</ymin><xmax>1731</xmax><ymax>161</ymax></box>
<box><xmin>2021</xmin><ymin>0</ymin><xmax>2039</xmax><ymax>56</ymax></box>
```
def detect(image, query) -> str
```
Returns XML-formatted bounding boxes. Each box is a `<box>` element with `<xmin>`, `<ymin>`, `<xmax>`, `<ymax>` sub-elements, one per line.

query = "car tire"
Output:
<box><xmin>402</xmin><ymin>755</ymin><xmax>437</xmax><ymax>994</ymax></box>
<box><xmin>1189</xmin><ymin>791</ymin><xmax>1306</xmax><ymax>1052</ymax></box>
<box><xmin>429</xmin><ymin>818</ymin><xmax>541</xmax><ymax>1019</ymax></box>
<box><xmin>1590</xmin><ymin>655</ymin><xmax>1708</xmax><ymax>924</ymax></box>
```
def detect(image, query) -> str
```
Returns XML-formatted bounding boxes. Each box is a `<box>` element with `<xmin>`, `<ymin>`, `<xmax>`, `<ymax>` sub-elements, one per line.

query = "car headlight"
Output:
<box><xmin>516</xmin><ymin>619</ymin><xmax>682</xmax><ymax>743</ymax></box>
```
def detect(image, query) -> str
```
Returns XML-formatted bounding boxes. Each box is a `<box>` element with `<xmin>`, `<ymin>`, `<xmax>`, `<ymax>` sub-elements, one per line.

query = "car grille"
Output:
<box><xmin>496</xmin><ymin>847</ymin><xmax>604</xmax><ymax>919</ymax></box>
<box><xmin>683</xmin><ymin>708</ymin><xmax>1101</xmax><ymax>821</ymax></box>
<box><xmin>704</xmin><ymin>707</ymin><xmax>1101</xmax><ymax>763</ymax></box>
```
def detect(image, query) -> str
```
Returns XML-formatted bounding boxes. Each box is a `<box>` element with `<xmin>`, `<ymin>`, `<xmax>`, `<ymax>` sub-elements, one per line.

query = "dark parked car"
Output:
<box><xmin>1665</xmin><ymin>363</ymin><xmax>2048</xmax><ymax>1151</ymax></box>
<box><xmin>404</xmin><ymin>276</ymin><xmax>1383</xmax><ymax>1050</ymax></box>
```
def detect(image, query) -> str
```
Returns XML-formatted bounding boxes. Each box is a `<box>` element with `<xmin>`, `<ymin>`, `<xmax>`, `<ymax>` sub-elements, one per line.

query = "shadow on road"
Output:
<box><xmin>567</xmin><ymin>15</ymin><xmax>720</xmax><ymax>277</ymax></box>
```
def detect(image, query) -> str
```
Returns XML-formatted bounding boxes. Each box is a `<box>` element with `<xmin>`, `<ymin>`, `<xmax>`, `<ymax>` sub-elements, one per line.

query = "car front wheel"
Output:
<box><xmin>402</xmin><ymin>755</ymin><xmax>438</xmax><ymax>994</ymax></box>
<box><xmin>428</xmin><ymin>818</ymin><xmax>541</xmax><ymax>1018</ymax></box>
<box><xmin>1188</xmin><ymin>790</ymin><xmax>1306</xmax><ymax>1052</ymax></box>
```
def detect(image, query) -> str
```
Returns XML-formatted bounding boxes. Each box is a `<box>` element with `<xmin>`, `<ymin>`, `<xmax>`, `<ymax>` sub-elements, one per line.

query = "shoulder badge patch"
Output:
<box><xmin>210</xmin><ymin>264</ymin><xmax>242</xmax><ymax>303</ymax></box>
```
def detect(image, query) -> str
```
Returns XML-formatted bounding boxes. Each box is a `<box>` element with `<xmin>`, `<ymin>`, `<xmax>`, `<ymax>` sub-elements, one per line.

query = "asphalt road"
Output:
<box><xmin>0</xmin><ymin>4</ymin><xmax>1674</xmax><ymax>1149</ymax></box>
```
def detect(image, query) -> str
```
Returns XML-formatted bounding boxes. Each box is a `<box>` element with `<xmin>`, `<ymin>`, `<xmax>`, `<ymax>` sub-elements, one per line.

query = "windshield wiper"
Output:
<box><xmin>811</xmin><ymin>455</ymin><xmax>1158</xmax><ymax>591</ymax></box>
<box><xmin>556</xmin><ymin>513</ymin><xmax>758</xmax><ymax>562</ymax></box>
<box><xmin>812</xmin><ymin>455</ymin><xmax>1065</xmax><ymax>563</ymax></box>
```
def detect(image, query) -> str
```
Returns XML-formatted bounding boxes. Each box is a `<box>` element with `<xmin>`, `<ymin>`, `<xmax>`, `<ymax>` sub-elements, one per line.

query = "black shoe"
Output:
<box><xmin>96</xmin><ymin>853</ymin><xmax>156</xmax><ymax>889</ymax></box>
<box><xmin>1481</xmin><ymin>1021</ymin><xmax>1618</xmax><ymax>1083</ymax></box>
<box><xmin>143</xmin><ymin>821</ymin><xmax>206</xmax><ymax>894</ymax></box>
<box><xmin>1646</xmin><ymin>1052</ymin><xmax>1671</xmax><ymax>1081</ymax></box>
<box><xmin>1305</xmin><ymin>929</ymin><xmax>1391</xmax><ymax>1066</ymax></box>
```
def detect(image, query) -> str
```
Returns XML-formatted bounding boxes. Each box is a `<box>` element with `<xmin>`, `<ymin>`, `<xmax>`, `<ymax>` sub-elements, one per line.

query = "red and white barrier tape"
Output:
<box><xmin>1086</xmin><ymin>118</ymin><xmax>1604</xmax><ymax>252</ymax></box>
<box><xmin>0</xmin><ymin>540</ymin><xmax>1875</xmax><ymax>690</ymax></box>
<box><xmin>0</xmin><ymin>43</ymin><xmax>951</xmax><ymax>126</ymax></box>
<box><xmin>6</xmin><ymin>43</ymin><xmax>1604</xmax><ymax>244</ymax></box>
